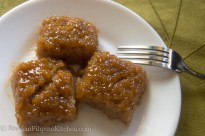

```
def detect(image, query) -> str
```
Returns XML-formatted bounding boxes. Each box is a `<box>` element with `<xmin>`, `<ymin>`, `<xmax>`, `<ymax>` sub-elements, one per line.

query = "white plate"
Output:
<box><xmin>0</xmin><ymin>0</ymin><xmax>181</xmax><ymax>136</ymax></box>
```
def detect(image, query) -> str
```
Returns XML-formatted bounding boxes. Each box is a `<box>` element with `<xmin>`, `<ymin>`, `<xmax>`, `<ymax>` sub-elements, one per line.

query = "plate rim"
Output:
<box><xmin>0</xmin><ymin>0</ymin><xmax>181</xmax><ymax>135</ymax></box>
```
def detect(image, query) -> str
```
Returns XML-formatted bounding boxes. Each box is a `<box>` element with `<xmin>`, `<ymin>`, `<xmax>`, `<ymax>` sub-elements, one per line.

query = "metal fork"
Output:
<box><xmin>117</xmin><ymin>45</ymin><xmax>205</xmax><ymax>79</ymax></box>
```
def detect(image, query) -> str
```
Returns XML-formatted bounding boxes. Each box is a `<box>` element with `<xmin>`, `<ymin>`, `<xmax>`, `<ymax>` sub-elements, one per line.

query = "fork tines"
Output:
<box><xmin>117</xmin><ymin>45</ymin><xmax>170</xmax><ymax>68</ymax></box>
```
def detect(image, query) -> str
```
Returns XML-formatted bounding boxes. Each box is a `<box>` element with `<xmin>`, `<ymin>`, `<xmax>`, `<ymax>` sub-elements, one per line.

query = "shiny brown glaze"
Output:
<box><xmin>76</xmin><ymin>52</ymin><xmax>146</xmax><ymax>123</ymax></box>
<box><xmin>11</xmin><ymin>58</ymin><xmax>76</xmax><ymax>128</ymax></box>
<box><xmin>36</xmin><ymin>16</ymin><xmax>98</xmax><ymax>65</ymax></box>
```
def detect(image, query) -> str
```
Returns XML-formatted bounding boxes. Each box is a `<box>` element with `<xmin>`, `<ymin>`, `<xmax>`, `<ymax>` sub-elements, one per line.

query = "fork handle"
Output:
<box><xmin>182</xmin><ymin>64</ymin><xmax>205</xmax><ymax>80</ymax></box>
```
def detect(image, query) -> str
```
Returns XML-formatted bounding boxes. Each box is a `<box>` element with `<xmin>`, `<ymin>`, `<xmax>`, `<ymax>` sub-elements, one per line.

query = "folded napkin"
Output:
<box><xmin>1</xmin><ymin>0</ymin><xmax>205</xmax><ymax>136</ymax></box>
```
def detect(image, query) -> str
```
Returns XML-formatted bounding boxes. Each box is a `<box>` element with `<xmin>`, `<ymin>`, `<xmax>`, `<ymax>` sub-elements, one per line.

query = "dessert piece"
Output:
<box><xmin>76</xmin><ymin>52</ymin><xmax>146</xmax><ymax>123</ymax></box>
<box><xmin>36</xmin><ymin>16</ymin><xmax>99</xmax><ymax>65</ymax></box>
<box><xmin>11</xmin><ymin>58</ymin><xmax>76</xmax><ymax>128</ymax></box>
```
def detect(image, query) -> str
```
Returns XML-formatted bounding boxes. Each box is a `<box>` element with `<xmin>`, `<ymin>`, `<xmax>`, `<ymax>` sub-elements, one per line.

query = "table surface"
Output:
<box><xmin>0</xmin><ymin>0</ymin><xmax>205</xmax><ymax>136</ymax></box>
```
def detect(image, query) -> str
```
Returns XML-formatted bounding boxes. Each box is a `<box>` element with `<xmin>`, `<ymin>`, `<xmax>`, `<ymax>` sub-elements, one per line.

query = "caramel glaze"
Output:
<box><xmin>36</xmin><ymin>16</ymin><xmax>98</xmax><ymax>65</ymax></box>
<box><xmin>11</xmin><ymin>58</ymin><xmax>76</xmax><ymax>128</ymax></box>
<box><xmin>76</xmin><ymin>52</ymin><xmax>146</xmax><ymax>123</ymax></box>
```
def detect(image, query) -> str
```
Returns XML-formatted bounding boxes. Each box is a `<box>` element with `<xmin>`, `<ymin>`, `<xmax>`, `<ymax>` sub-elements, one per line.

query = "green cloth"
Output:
<box><xmin>1</xmin><ymin>0</ymin><xmax>205</xmax><ymax>135</ymax></box>
<box><xmin>115</xmin><ymin>1</ymin><xmax>205</xmax><ymax>136</ymax></box>
<box><xmin>0</xmin><ymin>0</ymin><xmax>25</xmax><ymax>16</ymax></box>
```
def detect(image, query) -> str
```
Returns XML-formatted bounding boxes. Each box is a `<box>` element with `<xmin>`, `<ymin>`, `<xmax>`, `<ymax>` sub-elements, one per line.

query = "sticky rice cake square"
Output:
<box><xmin>36</xmin><ymin>16</ymin><xmax>99</xmax><ymax>65</ymax></box>
<box><xmin>76</xmin><ymin>52</ymin><xmax>146</xmax><ymax>123</ymax></box>
<box><xmin>11</xmin><ymin>58</ymin><xmax>76</xmax><ymax>128</ymax></box>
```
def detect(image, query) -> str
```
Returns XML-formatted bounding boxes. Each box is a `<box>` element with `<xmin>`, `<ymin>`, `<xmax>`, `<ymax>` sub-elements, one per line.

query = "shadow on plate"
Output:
<box><xmin>143</xmin><ymin>65</ymin><xmax>177</xmax><ymax>81</ymax></box>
